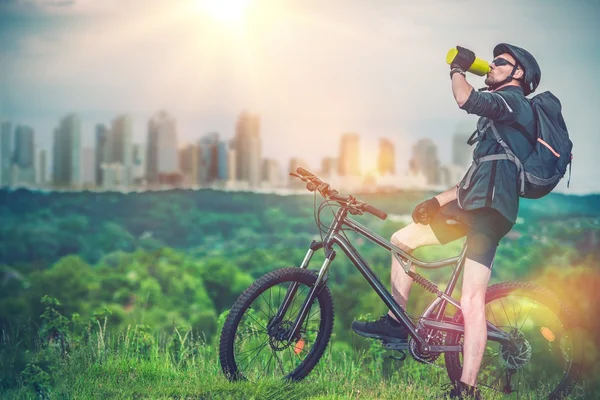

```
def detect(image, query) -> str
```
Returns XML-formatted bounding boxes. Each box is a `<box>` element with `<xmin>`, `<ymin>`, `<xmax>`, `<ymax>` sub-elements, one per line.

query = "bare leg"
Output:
<box><xmin>459</xmin><ymin>257</ymin><xmax>492</xmax><ymax>387</ymax></box>
<box><xmin>388</xmin><ymin>222</ymin><xmax>442</xmax><ymax>320</ymax></box>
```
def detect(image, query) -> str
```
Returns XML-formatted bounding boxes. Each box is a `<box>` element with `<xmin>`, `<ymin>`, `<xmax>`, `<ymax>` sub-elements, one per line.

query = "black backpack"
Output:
<box><xmin>480</xmin><ymin>91</ymin><xmax>573</xmax><ymax>199</ymax></box>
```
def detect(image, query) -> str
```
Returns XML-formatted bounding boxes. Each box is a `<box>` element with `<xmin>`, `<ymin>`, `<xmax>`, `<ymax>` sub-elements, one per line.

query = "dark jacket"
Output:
<box><xmin>457</xmin><ymin>85</ymin><xmax>536</xmax><ymax>224</ymax></box>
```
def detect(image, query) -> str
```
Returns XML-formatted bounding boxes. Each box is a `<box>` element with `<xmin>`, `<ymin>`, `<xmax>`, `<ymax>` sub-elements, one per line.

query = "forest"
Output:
<box><xmin>0</xmin><ymin>187</ymin><xmax>599</xmax><ymax>397</ymax></box>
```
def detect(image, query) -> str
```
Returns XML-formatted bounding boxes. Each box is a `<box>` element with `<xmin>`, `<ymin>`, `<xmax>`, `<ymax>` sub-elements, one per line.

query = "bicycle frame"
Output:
<box><xmin>275</xmin><ymin>205</ymin><xmax>512</xmax><ymax>352</ymax></box>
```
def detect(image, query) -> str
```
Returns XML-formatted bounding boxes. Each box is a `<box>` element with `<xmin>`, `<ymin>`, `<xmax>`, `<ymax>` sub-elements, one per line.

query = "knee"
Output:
<box><xmin>391</xmin><ymin>227</ymin><xmax>415</xmax><ymax>252</ymax></box>
<box><xmin>460</xmin><ymin>291</ymin><xmax>486</xmax><ymax>315</ymax></box>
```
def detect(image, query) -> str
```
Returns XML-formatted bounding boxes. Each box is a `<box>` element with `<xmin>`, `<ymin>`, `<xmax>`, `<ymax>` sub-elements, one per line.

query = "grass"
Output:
<box><xmin>2</xmin><ymin>322</ymin><xmax>592</xmax><ymax>400</ymax></box>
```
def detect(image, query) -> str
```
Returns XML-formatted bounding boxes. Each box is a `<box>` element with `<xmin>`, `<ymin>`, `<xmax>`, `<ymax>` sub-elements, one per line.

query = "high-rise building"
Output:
<box><xmin>146</xmin><ymin>110</ymin><xmax>179</xmax><ymax>184</ymax></box>
<box><xmin>378</xmin><ymin>138</ymin><xmax>395</xmax><ymax>176</ymax></box>
<box><xmin>132</xmin><ymin>144</ymin><xmax>145</xmax><ymax>184</ymax></box>
<box><xmin>106</xmin><ymin>115</ymin><xmax>133</xmax><ymax>186</ymax></box>
<box><xmin>338</xmin><ymin>133</ymin><xmax>360</xmax><ymax>176</ymax></box>
<box><xmin>82</xmin><ymin>147</ymin><xmax>96</xmax><ymax>187</ymax></box>
<box><xmin>261</xmin><ymin>158</ymin><xmax>281</xmax><ymax>187</ymax></box>
<box><xmin>409</xmin><ymin>138</ymin><xmax>441</xmax><ymax>186</ymax></box>
<box><xmin>53</xmin><ymin>114</ymin><xmax>81</xmax><ymax>188</ymax></box>
<box><xmin>288</xmin><ymin>158</ymin><xmax>309</xmax><ymax>188</ymax></box>
<box><xmin>37</xmin><ymin>149</ymin><xmax>47</xmax><ymax>186</ymax></box>
<box><xmin>0</xmin><ymin>121</ymin><xmax>12</xmax><ymax>186</ymax></box>
<box><xmin>179</xmin><ymin>144</ymin><xmax>198</xmax><ymax>185</ymax></box>
<box><xmin>13</xmin><ymin>125</ymin><xmax>36</xmax><ymax>185</ymax></box>
<box><xmin>95</xmin><ymin>123</ymin><xmax>108</xmax><ymax>186</ymax></box>
<box><xmin>100</xmin><ymin>163</ymin><xmax>125</xmax><ymax>189</ymax></box>
<box><xmin>452</xmin><ymin>122</ymin><xmax>474</xmax><ymax>169</ymax></box>
<box><xmin>235</xmin><ymin>111</ymin><xmax>261</xmax><ymax>188</ymax></box>
<box><xmin>198</xmin><ymin>132</ymin><xmax>219</xmax><ymax>185</ymax></box>
<box><xmin>321</xmin><ymin>157</ymin><xmax>338</xmax><ymax>176</ymax></box>
<box><xmin>218</xmin><ymin>140</ymin><xmax>235</xmax><ymax>181</ymax></box>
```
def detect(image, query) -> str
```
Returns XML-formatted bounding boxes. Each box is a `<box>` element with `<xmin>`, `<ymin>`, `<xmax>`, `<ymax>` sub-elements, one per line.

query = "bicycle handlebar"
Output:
<box><xmin>292</xmin><ymin>167</ymin><xmax>387</xmax><ymax>220</ymax></box>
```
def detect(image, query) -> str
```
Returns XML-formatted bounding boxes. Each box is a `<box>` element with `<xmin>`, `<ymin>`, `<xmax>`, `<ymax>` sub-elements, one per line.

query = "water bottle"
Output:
<box><xmin>446</xmin><ymin>48</ymin><xmax>490</xmax><ymax>76</ymax></box>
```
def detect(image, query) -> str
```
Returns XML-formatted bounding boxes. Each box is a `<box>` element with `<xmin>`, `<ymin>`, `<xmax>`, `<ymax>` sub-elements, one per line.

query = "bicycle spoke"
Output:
<box><xmin>269</xmin><ymin>287</ymin><xmax>274</xmax><ymax>317</ymax></box>
<box><xmin>244</xmin><ymin>311</ymin><xmax>268</xmax><ymax>331</ymax></box>
<box><xmin>499</xmin><ymin>299</ymin><xmax>513</xmax><ymax>328</ymax></box>
<box><xmin>260</xmin><ymin>292</ymin><xmax>273</xmax><ymax>318</ymax></box>
<box><xmin>514</xmin><ymin>302</ymin><xmax>523</xmax><ymax>328</ymax></box>
<box><xmin>273</xmin><ymin>349</ymin><xmax>286</xmax><ymax>376</ymax></box>
<box><xmin>235</xmin><ymin>337</ymin><xmax>270</xmax><ymax>356</ymax></box>
<box><xmin>289</xmin><ymin>286</ymin><xmax>307</xmax><ymax>317</ymax></box>
<box><xmin>488</xmin><ymin>303</ymin><xmax>499</xmax><ymax>327</ymax></box>
<box><xmin>238</xmin><ymin>339</ymin><xmax>269</xmax><ymax>368</ymax></box>
<box><xmin>479</xmin><ymin>351</ymin><xmax>500</xmax><ymax>371</ymax></box>
<box><xmin>486</xmin><ymin>367</ymin><xmax>506</xmax><ymax>391</ymax></box>
<box><xmin>250</xmin><ymin>304</ymin><xmax>271</xmax><ymax>322</ymax></box>
<box><xmin>518</xmin><ymin>307</ymin><xmax>534</xmax><ymax>331</ymax></box>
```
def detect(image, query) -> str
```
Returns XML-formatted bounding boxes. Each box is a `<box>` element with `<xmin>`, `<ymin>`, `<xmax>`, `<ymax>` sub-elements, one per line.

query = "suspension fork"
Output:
<box><xmin>271</xmin><ymin>240</ymin><xmax>323</xmax><ymax>324</ymax></box>
<box><xmin>285</xmin><ymin>247</ymin><xmax>335</xmax><ymax>341</ymax></box>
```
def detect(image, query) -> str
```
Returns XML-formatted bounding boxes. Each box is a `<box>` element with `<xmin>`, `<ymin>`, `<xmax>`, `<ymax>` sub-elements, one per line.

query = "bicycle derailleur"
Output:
<box><xmin>408</xmin><ymin>329</ymin><xmax>445</xmax><ymax>364</ymax></box>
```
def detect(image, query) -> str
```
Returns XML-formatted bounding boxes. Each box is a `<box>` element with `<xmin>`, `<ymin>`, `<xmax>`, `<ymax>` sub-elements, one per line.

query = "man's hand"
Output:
<box><xmin>411</xmin><ymin>197</ymin><xmax>441</xmax><ymax>225</ymax></box>
<box><xmin>451</xmin><ymin>46</ymin><xmax>476</xmax><ymax>72</ymax></box>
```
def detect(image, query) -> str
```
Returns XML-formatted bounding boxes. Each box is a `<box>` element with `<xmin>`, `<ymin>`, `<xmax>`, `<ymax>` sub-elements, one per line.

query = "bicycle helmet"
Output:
<box><xmin>492</xmin><ymin>43</ymin><xmax>541</xmax><ymax>95</ymax></box>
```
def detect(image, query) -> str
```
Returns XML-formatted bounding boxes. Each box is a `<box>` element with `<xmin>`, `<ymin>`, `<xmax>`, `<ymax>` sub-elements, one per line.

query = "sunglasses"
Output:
<box><xmin>491</xmin><ymin>57</ymin><xmax>516</xmax><ymax>68</ymax></box>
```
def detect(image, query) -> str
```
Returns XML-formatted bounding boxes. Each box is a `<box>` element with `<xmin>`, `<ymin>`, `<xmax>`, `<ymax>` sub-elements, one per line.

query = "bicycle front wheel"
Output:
<box><xmin>444</xmin><ymin>282</ymin><xmax>581</xmax><ymax>399</ymax></box>
<box><xmin>219</xmin><ymin>267</ymin><xmax>334</xmax><ymax>382</ymax></box>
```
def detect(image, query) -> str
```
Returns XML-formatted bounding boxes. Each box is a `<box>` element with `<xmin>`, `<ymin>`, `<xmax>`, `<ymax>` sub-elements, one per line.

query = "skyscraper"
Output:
<box><xmin>38</xmin><ymin>150</ymin><xmax>47</xmax><ymax>186</ymax></box>
<box><xmin>179</xmin><ymin>143</ymin><xmax>198</xmax><ymax>185</ymax></box>
<box><xmin>107</xmin><ymin>115</ymin><xmax>133</xmax><ymax>186</ymax></box>
<box><xmin>218</xmin><ymin>140</ymin><xmax>236</xmax><ymax>181</ymax></box>
<box><xmin>235</xmin><ymin>111</ymin><xmax>261</xmax><ymax>188</ymax></box>
<box><xmin>321</xmin><ymin>157</ymin><xmax>338</xmax><ymax>176</ymax></box>
<box><xmin>288</xmin><ymin>158</ymin><xmax>309</xmax><ymax>188</ymax></box>
<box><xmin>146</xmin><ymin>110</ymin><xmax>179</xmax><ymax>185</ymax></box>
<box><xmin>95</xmin><ymin>123</ymin><xmax>108</xmax><ymax>186</ymax></box>
<box><xmin>13</xmin><ymin>125</ymin><xmax>36</xmax><ymax>185</ymax></box>
<box><xmin>82</xmin><ymin>148</ymin><xmax>96</xmax><ymax>187</ymax></box>
<box><xmin>132</xmin><ymin>144</ymin><xmax>146</xmax><ymax>184</ymax></box>
<box><xmin>198</xmin><ymin>132</ymin><xmax>219</xmax><ymax>185</ymax></box>
<box><xmin>53</xmin><ymin>114</ymin><xmax>81</xmax><ymax>188</ymax></box>
<box><xmin>338</xmin><ymin>133</ymin><xmax>360</xmax><ymax>176</ymax></box>
<box><xmin>261</xmin><ymin>158</ymin><xmax>281</xmax><ymax>187</ymax></box>
<box><xmin>0</xmin><ymin>121</ymin><xmax>11</xmax><ymax>186</ymax></box>
<box><xmin>409</xmin><ymin>138</ymin><xmax>441</xmax><ymax>185</ymax></box>
<box><xmin>378</xmin><ymin>138</ymin><xmax>395</xmax><ymax>176</ymax></box>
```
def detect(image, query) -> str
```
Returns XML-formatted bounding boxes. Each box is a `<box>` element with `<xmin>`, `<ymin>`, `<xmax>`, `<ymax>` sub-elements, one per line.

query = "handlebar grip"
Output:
<box><xmin>296</xmin><ymin>167</ymin><xmax>314</xmax><ymax>177</ymax></box>
<box><xmin>364</xmin><ymin>204</ymin><xmax>387</xmax><ymax>220</ymax></box>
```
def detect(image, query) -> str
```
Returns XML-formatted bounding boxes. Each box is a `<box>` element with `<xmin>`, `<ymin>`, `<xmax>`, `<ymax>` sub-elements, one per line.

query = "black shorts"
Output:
<box><xmin>429</xmin><ymin>200</ymin><xmax>513</xmax><ymax>269</ymax></box>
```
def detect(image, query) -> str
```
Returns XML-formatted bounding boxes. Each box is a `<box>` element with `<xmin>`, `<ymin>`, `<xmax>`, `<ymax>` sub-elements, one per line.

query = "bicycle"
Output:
<box><xmin>219</xmin><ymin>167</ymin><xmax>581</xmax><ymax>399</ymax></box>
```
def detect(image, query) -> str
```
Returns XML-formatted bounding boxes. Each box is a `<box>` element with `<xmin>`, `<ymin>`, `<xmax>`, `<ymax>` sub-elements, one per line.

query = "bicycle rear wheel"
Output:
<box><xmin>219</xmin><ymin>267</ymin><xmax>334</xmax><ymax>382</ymax></box>
<box><xmin>444</xmin><ymin>282</ymin><xmax>581</xmax><ymax>399</ymax></box>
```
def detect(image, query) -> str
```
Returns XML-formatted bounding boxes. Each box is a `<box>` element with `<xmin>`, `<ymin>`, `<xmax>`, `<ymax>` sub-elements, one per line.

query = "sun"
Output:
<box><xmin>197</xmin><ymin>0</ymin><xmax>249</xmax><ymax>25</ymax></box>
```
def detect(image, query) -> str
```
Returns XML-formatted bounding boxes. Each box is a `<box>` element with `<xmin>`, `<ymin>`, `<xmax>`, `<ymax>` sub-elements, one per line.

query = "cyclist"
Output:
<box><xmin>352</xmin><ymin>43</ymin><xmax>541</xmax><ymax>399</ymax></box>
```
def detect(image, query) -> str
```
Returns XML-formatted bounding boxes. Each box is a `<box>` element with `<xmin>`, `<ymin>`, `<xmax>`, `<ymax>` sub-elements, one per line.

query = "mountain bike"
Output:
<box><xmin>219</xmin><ymin>168</ymin><xmax>581</xmax><ymax>399</ymax></box>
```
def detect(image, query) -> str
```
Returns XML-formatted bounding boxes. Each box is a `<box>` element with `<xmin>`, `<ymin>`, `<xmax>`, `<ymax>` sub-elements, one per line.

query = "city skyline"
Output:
<box><xmin>0</xmin><ymin>109</ymin><xmax>467</xmax><ymax>192</ymax></box>
<box><xmin>2</xmin><ymin>1</ymin><xmax>598</xmax><ymax>193</ymax></box>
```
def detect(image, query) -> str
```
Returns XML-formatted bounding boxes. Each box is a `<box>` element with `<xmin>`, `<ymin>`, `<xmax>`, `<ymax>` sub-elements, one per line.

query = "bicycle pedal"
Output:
<box><xmin>383</xmin><ymin>341</ymin><xmax>408</xmax><ymax>351</ymax></box>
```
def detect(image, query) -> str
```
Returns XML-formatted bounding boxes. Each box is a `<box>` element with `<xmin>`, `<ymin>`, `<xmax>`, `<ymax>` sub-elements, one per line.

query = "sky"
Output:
<box><xmin>1</xmin><ymin>0</ymin><xmax>599</xmax><ymax>193</ymax></box>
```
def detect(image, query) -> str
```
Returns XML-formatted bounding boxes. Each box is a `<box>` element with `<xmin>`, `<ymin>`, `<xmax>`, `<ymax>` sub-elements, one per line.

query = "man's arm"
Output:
<box><xmin>434</xmin><ymin>185</ymin><xmax>458</xmax><ymax>207</ymax></box>
<box><xmin>453</xmin><ymin>76</ymin><xmax>517</xmax><ymax>122</ymax></box>
<box><xmin>451</xmin><ymin>73</ymin><xmax>474</xmax><ymax>107</ymax></box>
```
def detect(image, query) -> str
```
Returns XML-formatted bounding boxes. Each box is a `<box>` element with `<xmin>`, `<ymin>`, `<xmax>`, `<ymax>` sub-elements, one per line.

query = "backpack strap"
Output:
<box><xmin>467</xmin><ymin>129</ymin><xmax>480</xmax><ymax>146</ymax></box>
<box><xmin>486</xmin><ymin>121</ymin><xmax>526</xmax><ymax>195</ymax></box>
